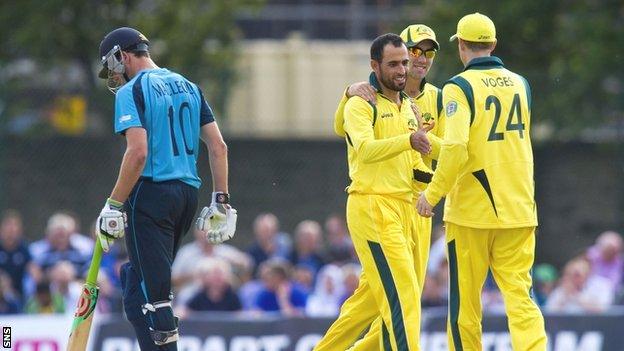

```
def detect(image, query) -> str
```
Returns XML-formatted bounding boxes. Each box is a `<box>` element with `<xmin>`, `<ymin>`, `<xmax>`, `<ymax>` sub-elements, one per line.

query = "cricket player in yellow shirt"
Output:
<box><xmin>314</xmin><ymin>33</ymin><xmax>431</xmax><ymax>351</ymax></box>
<box><xmin>335</xmin><ymin>23</ymin><xmax>443</xmax><ymax>288</ymax></box>
<box><xmin>320</xmin><ymin>24</ymin><xmax>443</xmax><ymax>351</ymax></box>
<box><xmin>417</xmin><ymin>13</ymin><xmax>547</xmax><ymax>351</ymax></box>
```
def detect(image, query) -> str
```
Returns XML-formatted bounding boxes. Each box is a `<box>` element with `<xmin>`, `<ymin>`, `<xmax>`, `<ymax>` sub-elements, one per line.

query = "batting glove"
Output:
<box><xmin>196</xmin><ymin>192</ymin><xmax>237</xmax><ymax>244</ymax></box>
<box><xmin>97</xmin><ymin>198</ymin><xmax>127</xmax><ymax>252</ymax></box>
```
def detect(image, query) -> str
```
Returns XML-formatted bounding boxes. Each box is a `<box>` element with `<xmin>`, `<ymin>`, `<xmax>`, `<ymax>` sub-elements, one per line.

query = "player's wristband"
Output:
<box><xmin>211</xmin><ymin>192</ymin><xmax>230</xmax><ymax>204</ymax></box>
<box><xmin>107</xmin><ymin>197</ymin><xmax>124</xmax><ymax>210</ymax></box>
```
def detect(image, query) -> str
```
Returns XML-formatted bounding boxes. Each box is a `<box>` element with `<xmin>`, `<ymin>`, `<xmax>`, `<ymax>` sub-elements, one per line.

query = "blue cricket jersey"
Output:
<box><xmin>114</xmin><ymin>68</ymin><xmax>214</xmax><ymax>188</ymax></box>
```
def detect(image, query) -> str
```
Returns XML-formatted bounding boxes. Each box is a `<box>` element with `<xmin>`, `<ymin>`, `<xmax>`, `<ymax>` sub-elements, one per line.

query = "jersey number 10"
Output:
<box><xmin>168</xmin><ymin>102</ymin><xmax>194</xmax><ymax>156</ymax></box>
<box><xmin>486</xmin><ymin>93</ymin><xmax>525</xmax><ymax>141</ymax></box>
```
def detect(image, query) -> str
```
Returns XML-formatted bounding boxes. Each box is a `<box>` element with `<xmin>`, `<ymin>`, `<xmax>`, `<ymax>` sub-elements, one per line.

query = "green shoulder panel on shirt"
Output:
<box><xmin>445</xmin><ymin>75</ymin><xmax>475</xmax><ymax>125</ymax></box>
<box><xmin>369</xmin><ymin>101</ymin><xmax>378</xmax><ymax>127</ymax></box>
<box><xmin>345</xmin><ymin>96</ymin><xmax>377</xmax><ymax>123</ymax></box>
<box><xmin>436</xmin><ymin>88</ymin><xmax>443</xmax><ymax>116</ymax></box>
<box><xmin>518</xmin><ymin>75</ymin><xmax>532</xmax><ymax>111</ymax></box>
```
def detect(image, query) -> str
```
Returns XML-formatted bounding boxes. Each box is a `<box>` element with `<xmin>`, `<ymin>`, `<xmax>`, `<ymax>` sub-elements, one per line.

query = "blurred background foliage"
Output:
<box><xmin>415</xmin><ymin>0</ymin><xmax>624</xmax><ymax>138</ymax></box>
<box><xmin>0</xmin><ymin>0</ymin><xmax>263</xmax><ymax>134</ymax></box>
<box><xmin>0</xmin><ymin>0</ymin><xmax>621</xmax><ymax>137</ymax></box>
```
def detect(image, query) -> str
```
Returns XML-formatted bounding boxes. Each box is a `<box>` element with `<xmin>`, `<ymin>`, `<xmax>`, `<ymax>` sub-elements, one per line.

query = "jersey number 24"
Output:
<box><xmin>486</xmin><ymin>93</ymin><xmax>525</xmax><ymax>141</ymax></box>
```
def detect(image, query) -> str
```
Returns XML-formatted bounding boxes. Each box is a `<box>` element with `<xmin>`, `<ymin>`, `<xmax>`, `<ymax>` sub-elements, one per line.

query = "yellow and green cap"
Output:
<box><xmin>449</xmin><ymin>12</ymin><xmax>496</xmax><ymax>43</ymax></box>
<box><xmin>400</xmin><ymin>24</ymin><xmax>439</xmax><ymax>50</ymax></box>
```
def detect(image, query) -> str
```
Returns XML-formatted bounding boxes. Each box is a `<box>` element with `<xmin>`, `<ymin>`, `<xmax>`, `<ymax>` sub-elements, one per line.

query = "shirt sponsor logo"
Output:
<box><xmin>446</xmin><ymin>101</ymin><xmax>458</xmax><ymax>117</ymax></box>
<box><xmin>119</xmin><ymin>115</ymin><xmax>132</xmax><ymax>122</ymax></box>
<box><xmin>381</xmin><ymin>112</ymin><xmax>393</xmax><ymax>118</ymax></box>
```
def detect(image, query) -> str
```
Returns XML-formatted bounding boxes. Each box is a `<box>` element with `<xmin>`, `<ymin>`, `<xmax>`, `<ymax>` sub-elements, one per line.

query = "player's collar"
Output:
<box><xmin>464</xmin><ymin>56</ymin><xmax>504</xmax><ymax>71</ymax></box>
<box><xmin>369</xmin><ymin>72</ymin><xmax>382</xmax><ymax>92</ymax></box>
<box><xmin>413</xmin><ymin>78</ymin><xmax>428</xmax><ymax>100</ymax></box>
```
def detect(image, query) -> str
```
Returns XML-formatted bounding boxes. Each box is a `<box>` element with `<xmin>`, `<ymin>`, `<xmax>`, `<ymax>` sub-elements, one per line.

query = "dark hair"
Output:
<box><xmin>1</xmin><ymin>209</ymin><xmax>21</xmax><ymax>223</ymax></box>
<box><xmin>35</xmin><ymin>280</ymin><xmax>51</xmax><ymax>295</ymax></box>
<box><xmin>370</xmin><ymin>33</ymin><xmax>405</xmax><ymax>63</ymax></box>
<box><xmin>262</xmin><ymin>258</ymin><xmax>291</xmax><ymax>280</ymax></box>
<box><xmin>462</xmin><ymin>40</ymin><xmax>495</xmax><ymax>52</ymax></box>
<box><xmin>128</xmin><ymin>50</ymin><xmax>150</xmax><ymax>58</ymax></box>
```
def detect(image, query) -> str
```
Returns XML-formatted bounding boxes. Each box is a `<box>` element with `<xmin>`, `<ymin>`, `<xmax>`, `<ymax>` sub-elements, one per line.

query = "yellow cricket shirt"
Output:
<box><xmin>412</xmin><ymin>80</ymin><xmax>444</xmax><ymax>192</ymax></box>
<box><xmin>424</xmin><ymin>56</ymin><xmax>537</xmax><ymax>228</ymax></box>
<box><xmin>340</xmin><ymin>73</ymin><xmax>420</xmax><ymax>202</ymax></box>
<box><xmin>334</xmin><ymin>77</ymin><xmax>438</xmax><ymax>194</ymax></box>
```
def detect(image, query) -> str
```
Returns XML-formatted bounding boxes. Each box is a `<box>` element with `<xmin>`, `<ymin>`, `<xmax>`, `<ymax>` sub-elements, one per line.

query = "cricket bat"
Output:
<box><xmin>67</xmin><ymin>240</ymin><xmax>104</xmax><ymax>351</ymax></box>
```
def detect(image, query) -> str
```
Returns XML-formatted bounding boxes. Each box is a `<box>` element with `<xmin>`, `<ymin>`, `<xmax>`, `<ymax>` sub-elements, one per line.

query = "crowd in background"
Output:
<box><xmin>1</xmin><ymin>208</ymin><xmax>623</xmax><ymax>318</ymax></box>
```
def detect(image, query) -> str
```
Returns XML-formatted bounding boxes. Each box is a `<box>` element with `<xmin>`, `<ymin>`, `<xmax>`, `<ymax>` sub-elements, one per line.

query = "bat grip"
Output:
<box><xmin>86</xmin><ymin>240</ymin><xmax>104</xmax><ymax>286</ymax></box>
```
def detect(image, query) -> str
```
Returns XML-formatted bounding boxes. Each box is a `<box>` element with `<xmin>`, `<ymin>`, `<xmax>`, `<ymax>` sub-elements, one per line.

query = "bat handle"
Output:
<box><xmin>86</xmin><ymin>240</ymin><xmax>104</xmax><ymax>286</ymax></box>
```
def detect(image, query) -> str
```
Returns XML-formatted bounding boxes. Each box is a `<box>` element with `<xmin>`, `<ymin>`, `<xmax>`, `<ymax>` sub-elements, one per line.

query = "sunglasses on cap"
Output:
<box><xmin>409</xmin><ymin>46</ymin><xmax>437</xmax><ymax>59</ymax></box>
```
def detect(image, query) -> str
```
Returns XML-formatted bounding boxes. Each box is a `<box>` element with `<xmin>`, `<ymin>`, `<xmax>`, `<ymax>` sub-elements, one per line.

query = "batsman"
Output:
<box><xmin>92</xmin><ymin>27</ymin><xmax>237</xmax><ymax>350</ymax></box>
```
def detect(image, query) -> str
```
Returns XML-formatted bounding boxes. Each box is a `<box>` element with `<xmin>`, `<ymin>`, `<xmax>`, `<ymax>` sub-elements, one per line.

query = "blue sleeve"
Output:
<box><xmin>23</xmin><ymin>245</ymin><xmax>32</xmax><ymax>263</ymax></box>
<box><xmin>114</xmin><ymin>85</ymin><xmax>144</xmax><ymax>134</ymax></box>
<box><xmin>197</xmin><ymin>87</ymin><xmax>215</xmax><ymax>126</ymax></box>
<box><xmin>290</xmin><ymin>287</ymin><xmax>308</xmax><ymax>308</ymax></box>
<box><xmin>255</xmin><ymin>290</ymin><xmax>271</xmax><ymax>310</ymax></box>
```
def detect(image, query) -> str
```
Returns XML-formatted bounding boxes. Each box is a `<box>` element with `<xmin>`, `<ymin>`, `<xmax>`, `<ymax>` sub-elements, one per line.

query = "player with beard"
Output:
<box><xmin>336</xmin><ymin>22</ymin><xmax>444</xmax><ymax>289</ymax></box>
<box><xmin>321</xmin><ymin>25</ymin><xmax>444</xmax><ymax>350</ymax></box>
<box><xmin>314</xmin><ymin>33</ymin><xmax>431</xmax><ymax>351</ymax></box>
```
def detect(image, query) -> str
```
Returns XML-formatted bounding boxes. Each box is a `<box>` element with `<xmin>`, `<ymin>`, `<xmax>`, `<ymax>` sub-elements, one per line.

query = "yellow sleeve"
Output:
<box><xmin>344</xmin><ymin>97</ymin><xmax>412</xmax><ymax>164</ymax></box>
<box><xmin>334</xmin><ymin>87</ymin><xmax>349</xmax><ymax>137</ymax></box>
<box><xmin>427</xmin><ymin>133</ymin><xmax>442</xmax><ymax>160</ymax></box>
<box><xmin>424</xmin><ymin>84</ymin><xmax>470</xmax><ymax>206</ymax></box>
<box><xmin>434</xmin><ymin>106</ymin><xmax>446</xmax><ymax>139</ymax></box>
<box><xmin>428</xmin><ymin>98</ymin><xmax>447</xmax><ymax>160</ymax></box>
<box><xmin>412</xmin><ymin>151</ymin><xmax>432</xmax><ymax>173</ymax></box>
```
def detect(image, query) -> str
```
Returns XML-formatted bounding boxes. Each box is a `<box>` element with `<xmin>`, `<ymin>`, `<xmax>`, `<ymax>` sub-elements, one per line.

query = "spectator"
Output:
<box><xmin>30</xmin><ymin>211</ymin><xmax>94</xmax><ymax>258</ymax></box>
<box><xmin>184</xmin><ymin>258</ymin><xmax>241</xmax><ymax>314</ymax></box>
<box><xmin>292</xmin><ymin>264</ymin><xmax>315</xmax><ymax>294</ymax></box>
<box><xmin>49</xmin><ymin>260</ymin><xmax>82</xmax><ymax>314</ymax></box>
<box><xmin>99</xmin><ymin>240</ymin><xmax>128</xmax><ymax>290</ymax></box>
<box><xmin>95</xmin><ymin>271</ymin><xmax>121</xmax><ymax>313</ymax></box>
<box><xmin>482</xmin><ymin>272</ymin><xmax>505</xmax><ymax>313</ymax></box>
<box><xmin>422</xmin><ymin>257</ymin><xmax>448</xmax><ymax>308</ymax></box>
<box><xmin>305</xmin><ymin>264</ymin><xmax>345</xmax><ymax>317</ymax></box>
<box><xmin>0</xmin><ymin>209</ymin><xmax>42</xmax><ymax>300</ymax></box>
<box><xmin>30</xmin><ymin>213</ymin><xmax>91</xmax><ymax>274</ymax></box>
<box><xmin>0</xmin><ymin>270</ymin><xmax>20</xmax><ymax>314</ymax></box>
<box><xmin>173</xmin><ymin>227</ymin><xmax>252</xmax><ymax>288</ymax></box>
<box><xmin>427</xmin><ymin>224</ymin><xmax>446</xmax><ymax>275</ymax></box>
<box><xmin>238</xmin><ymin>263</ymin><xmax>268</xmax><ymax>311</ymax></box>
<box><xmin>586</xmin><ymin>231</ymin><xmax>623</xmax><ymax>289</ymax></box>
<box><xmin>533</xmin><ymin>263</ymin><xmax>558</xmax><ymax>307</ymax></box>
<box><xmin>24</xmin><ymin>280</ymin><xmax>65</xmax><ymax>314</ymax></box>
<box><xmin>246</xmin><ymin>213</ymin><xmax>292</xmax><ymax>274</ymax></box>
<box><xmin>254</xmin><ymin>258</ymin><xmax>307</xmax><ymax>316</ymax></box>
<box><xmin>546</xmin><ymin>258</ymin><xmax>614</xmax><ymax>313</ymax></box>
<box><xmin>323</xmin><ymin>214</ymin><xmax>355</xmax><ymax>264</ymax></box>
<box><xmin>339</xmin><ymin>263</ymin><xmax>361</xmax><ymax>305</ymax></box>
<box><xmin>289</xmin><ymin>220</ymin><xmax>326</xmax><ymax>276</ymax></box>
